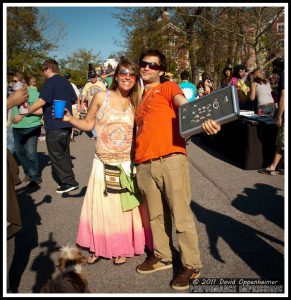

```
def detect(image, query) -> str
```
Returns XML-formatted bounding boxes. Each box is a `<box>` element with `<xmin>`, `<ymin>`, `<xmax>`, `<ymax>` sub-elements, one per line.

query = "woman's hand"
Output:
<box><xmin>276</xmin><ymin>115</ymin><xmax>283</xmax><ymax>128</ymax></box>
<box><xmin>202</xmin><ymin>119</ymin><xmax>221</xmax><ymax>135</ymax></box>
<box><xmin>51</xmin><ymin>107</ymin><xmax>72</xmax><ymax>122</ymax></box>
<box><xmin>63</xmin><ymin>108</ymin><xmax>73</xmax><ymax>122</ymax></box>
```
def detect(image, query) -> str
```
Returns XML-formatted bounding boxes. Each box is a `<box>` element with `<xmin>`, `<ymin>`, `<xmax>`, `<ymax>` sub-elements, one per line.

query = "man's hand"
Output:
<box><xmin>12</xmin><ymin>114</ymin><xmax>24</xmax><ymax>124</ymax></box>
<box><xmin>202</xmin><ymin>119</ymin><xmax>221</xmax><ymax>135</ymax></box>
<box><xmin>7</xmin><ymin>87</ymin><xmax>29</xmax><ymax>109</ymax></box>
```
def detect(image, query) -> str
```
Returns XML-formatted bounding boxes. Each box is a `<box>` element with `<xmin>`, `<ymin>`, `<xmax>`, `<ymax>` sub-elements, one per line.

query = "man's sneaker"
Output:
<box><xmin>56</xmin><ymin>184</ymin><xmax>79</xmax><ymax>193</ymax></box>
<box><xmin>136</xmin><ymin>253</ymin><xmax>172</xmax><ymax>274</ymax></box>
<box><xmin>26</xmin><ymin>181</ymin><xmax>41</xmax><ymax>188</ymax></box>
<box><xmin>171</xmin><ymin>266</ymin><xmax>201</xmax><ymax>291</ymax></box>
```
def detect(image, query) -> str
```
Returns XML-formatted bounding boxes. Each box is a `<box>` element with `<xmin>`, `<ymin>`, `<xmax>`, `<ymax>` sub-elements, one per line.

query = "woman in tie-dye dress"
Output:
<box><xmin>63</xmin><ymin>59</ymin><xmax>152</xmax><ymax>265</ymax></box>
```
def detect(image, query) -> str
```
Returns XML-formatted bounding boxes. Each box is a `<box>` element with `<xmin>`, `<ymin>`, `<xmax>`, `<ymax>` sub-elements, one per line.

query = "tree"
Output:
<box><xmin>59</xmin><ymin>48</ymin><xmax>102</xmax><ymax>87</ymax></box>
<box><xmin>113</xmin><ymin>7</ymin><xmax>166</xmax><ymax>62</ymax></box>
<box><xmin>6</xmin><ymin>7</ymin><xmax>66</xmax><ymax>78</ymax></box>
<box><xmin>174</xmin><ymin>7</ymin><xmax>204</xmax><ymax>83</ymax></box>
<box><xmin>113</xmin><ymin>6</ymin><xmax>284</xmax><ymax>87</ymax></box>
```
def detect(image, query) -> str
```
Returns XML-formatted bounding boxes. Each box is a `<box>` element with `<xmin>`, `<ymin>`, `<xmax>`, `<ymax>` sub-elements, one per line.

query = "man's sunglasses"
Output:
<box><xmin>140</xmin><ymin>61</ymin><xmax>161</xmax><ymax>71</ymax></box>
<box><xmin>118</xmin><ymin>69</ymin><xmax>137</xmax><ymax>80</ymax></box>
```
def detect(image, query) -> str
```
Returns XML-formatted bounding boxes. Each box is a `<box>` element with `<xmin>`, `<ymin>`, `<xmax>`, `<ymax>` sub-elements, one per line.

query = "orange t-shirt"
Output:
<box><xmin>135</xmin><ymin>81</ymin><xmax>186</xmax><ymax>164</ymax></box>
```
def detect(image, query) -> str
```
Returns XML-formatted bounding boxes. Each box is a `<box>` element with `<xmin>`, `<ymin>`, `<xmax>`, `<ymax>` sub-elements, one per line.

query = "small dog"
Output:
<box><xmin>42</xmin><ymin>245</ymin><xmax>90</xmax><ymax>293</ymax></box>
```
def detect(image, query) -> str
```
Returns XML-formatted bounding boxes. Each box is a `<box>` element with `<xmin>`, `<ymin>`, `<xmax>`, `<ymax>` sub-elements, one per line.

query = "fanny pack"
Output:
<box><xmin>95</xmin><ymin>153</ymin><xmax>128</xmax><ymax>196</ymax></box>
<box><xmin>103</xmin><ymin>163</ymin><xmax>128</xmax><ymax>196</ymax></box>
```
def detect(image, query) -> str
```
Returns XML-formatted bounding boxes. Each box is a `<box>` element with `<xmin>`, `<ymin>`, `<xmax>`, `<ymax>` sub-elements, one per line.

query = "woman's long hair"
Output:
<box><xmin>221</xmin><ymin>67</ymin><xmax>233</xmax><ymax>88</ymax></box>
<box><xmin>109</xmin><ymin>59</ymin><xmax>141</xmax><ymax>112</ymax></box>
<box><xmin>250</xmin><ymin>68</ymin><xmax>268</xmax><ymax>85</ymax></box>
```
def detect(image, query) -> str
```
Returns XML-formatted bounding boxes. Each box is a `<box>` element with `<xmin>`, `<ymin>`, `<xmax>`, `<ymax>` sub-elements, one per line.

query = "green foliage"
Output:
<box><xmin>6</xmin><ymin>7</ymin><xmax>57</xmax><ymax>77</ymax></box>
<box><xmin>114</xmin><ymin>6</ymin><xmax>284</xmax><ymax>85</ymax></box>
<box><xmin>59</xmin><ymin>48</ymin><xmax>103</xmax><ymax>87</ymax></box>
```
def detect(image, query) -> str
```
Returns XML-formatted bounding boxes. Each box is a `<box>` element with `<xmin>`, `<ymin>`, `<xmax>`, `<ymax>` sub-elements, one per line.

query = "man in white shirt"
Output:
<box><xmin>80</xmin><ymin>70</ymin><xmax>106</xmax><ymax>140</ymax></box>
<box><xmin>65</xmin><ymin>73</ymin><xmax>81</xmax><ymax>142</ymax></box>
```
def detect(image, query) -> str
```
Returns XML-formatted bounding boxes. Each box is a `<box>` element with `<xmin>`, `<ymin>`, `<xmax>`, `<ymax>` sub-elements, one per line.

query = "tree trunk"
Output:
<box><xmin>189</xmin><ymin>42</ymin><xmax>199</xmax><ymax>84</ymax></box>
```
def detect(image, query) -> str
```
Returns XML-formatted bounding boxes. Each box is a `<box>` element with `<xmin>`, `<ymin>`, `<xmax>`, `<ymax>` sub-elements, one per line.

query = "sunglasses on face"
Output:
<box><xmin>139</xmin><ymin>61</ymin><xmax>161</xmax><ymax>71</ymax></box>
<box><xmin>118</xmin><ymin>69</ymin><xmax>137</xmax><ymax>80</ymax></box>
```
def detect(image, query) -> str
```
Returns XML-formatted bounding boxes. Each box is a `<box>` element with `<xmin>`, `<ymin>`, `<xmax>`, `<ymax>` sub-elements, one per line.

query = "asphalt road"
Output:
<box><xmin>6</xmin><ymin>129</ymin><xmax>285</xmax><ymax>296</ymax></box>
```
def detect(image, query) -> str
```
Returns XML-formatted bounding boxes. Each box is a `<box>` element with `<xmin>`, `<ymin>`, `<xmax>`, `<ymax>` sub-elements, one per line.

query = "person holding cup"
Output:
<box><xmin>23</xmin><ymin>59</ymin><xmax>79</xmax><ymax>193</ymax></box>
<box><xmin>61</xmin><ymin>58</ymin><xmax>153</xmax><ymax>266</ymax></box>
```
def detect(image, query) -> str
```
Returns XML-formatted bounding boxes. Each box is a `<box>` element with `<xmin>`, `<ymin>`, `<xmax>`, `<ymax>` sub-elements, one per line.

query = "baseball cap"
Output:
<box><xmin>64</xmin><ymin>73</ymin><xmax>71</xmax><ymax>79</ymax></box>
<box><xmin>88</xmin><ymin>70</ymin><xmax>98</xmax><ymax>79</ymax></box>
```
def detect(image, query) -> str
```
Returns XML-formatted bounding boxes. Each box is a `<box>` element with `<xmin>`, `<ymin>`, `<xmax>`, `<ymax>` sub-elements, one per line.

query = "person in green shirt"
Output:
<box><xmin>11</xmin><ymin>73</ymin><xmax>43</xmax><ymax>186</ymax></box>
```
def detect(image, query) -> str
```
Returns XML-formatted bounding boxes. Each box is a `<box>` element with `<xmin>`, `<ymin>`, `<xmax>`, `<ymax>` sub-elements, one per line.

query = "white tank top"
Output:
<box><xmin>255</xmin><ymin>82</ymin><xmax>274</xmax><ymax>106</ymax></box>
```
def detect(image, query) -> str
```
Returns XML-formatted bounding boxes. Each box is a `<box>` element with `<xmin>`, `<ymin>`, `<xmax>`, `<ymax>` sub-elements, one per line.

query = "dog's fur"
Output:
<box><xmin>42</xmin><ymin>245</ymin><xmax>90</xmax><ymax>293</ymax></box>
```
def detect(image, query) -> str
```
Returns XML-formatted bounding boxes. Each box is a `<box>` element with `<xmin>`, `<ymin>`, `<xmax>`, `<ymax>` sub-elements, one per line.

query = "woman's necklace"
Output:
<box><xmin>121</xmin><ymin>96</ymin><xmax>131</xmax><ymax>112</ymax></box>
<box><xmin>113</xmin><ymin>90</ymin><xmax>131</xmax><ymax>112</ymax></box>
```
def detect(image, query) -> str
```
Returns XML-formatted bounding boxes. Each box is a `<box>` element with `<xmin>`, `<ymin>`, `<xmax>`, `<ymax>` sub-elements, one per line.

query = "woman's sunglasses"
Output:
<box><xmin>118</xmin><ymin>69</ymin><xmax>137</xmax><ymax>80</ymax></box>
<box><xmin>139</xmin><ymin>61</ymin><xmax>161</xmax><ymax>71</ymax></box>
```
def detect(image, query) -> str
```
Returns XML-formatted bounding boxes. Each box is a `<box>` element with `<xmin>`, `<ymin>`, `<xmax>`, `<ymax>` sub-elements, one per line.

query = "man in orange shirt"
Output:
<box><xmin>135</xmin><ymin>49</ymin><xmax>221</xmax><ymax>291</ymax></box>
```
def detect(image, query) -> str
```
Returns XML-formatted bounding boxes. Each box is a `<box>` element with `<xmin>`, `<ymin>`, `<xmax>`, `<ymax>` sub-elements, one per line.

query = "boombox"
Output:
<box><xmin>179</xmin><ymin>86</ymin><xmax>240</xmax><ymax>138</ymax></box>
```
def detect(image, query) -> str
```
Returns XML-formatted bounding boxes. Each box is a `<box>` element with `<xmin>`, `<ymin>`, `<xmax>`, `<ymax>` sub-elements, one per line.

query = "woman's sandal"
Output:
<box><xmin>258</xmin><ymin>168</ymin><xmax>278</xmax><ymax>175</ymax></box>
<box><xmin>113</xmin><ymin>257</ymin><xmax>127</xmax><ymax>265</ymax></box>
<box><xmin>87</xmin><ymin>255</ymin><xmax>101</xmax><ymax>265</ymax></box>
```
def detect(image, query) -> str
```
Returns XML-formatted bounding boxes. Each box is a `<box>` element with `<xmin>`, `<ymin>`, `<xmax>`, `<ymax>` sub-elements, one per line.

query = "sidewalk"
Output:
<box><xmin>7</xmin><ymin>132</ymin><xmax>285</xmax><ymax>295</ymax></box>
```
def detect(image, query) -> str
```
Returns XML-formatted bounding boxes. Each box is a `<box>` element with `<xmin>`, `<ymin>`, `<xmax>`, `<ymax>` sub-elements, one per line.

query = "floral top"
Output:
<box><xmin>95</xmin><ymin>91</ymin><xmax>135</xmax><ymax>163</ymax></box>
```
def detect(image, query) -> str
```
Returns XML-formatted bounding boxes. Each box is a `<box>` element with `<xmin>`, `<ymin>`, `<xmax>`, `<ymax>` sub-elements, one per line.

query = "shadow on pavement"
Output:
<box><xmin>30</xmin><ymin>232</ymin><xmax>61</xmax><ymax>292</ymax></box>
<box><xmin>8</xmin><ymin>194</ymin><xmax>42</xmax><ymax>292</ymax></box>
<box><xmin>38</xmin><ymin>152</ymin><xmax>50</xmax><ymax>174</ymax></box>
<box><xmin>191</xmin><ymin>201</ymin><xmax>284</xmax><ymax>280</ymax></box>
<box><xmin>232</xmin><ymin>183</ymin><xmax>284</xmax><ymax>229</ymax></box>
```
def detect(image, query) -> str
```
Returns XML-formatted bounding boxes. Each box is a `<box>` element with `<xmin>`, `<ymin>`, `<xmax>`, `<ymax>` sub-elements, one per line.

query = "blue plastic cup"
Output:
<box><xmin>53</xmin><ymin>100</ymin><xmax>66</xmax><ymax>118</ymax></box>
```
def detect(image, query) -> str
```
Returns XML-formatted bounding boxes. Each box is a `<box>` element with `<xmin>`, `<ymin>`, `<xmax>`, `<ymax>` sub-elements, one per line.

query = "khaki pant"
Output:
<box><xmin>136</xmin><ymin>154</ymin><xmax>202</xmax><ymax>269</ymax></box>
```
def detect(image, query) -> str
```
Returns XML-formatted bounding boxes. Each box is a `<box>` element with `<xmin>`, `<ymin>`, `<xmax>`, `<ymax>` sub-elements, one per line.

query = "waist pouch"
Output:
<box><xmin>103</xmin><ymin>163</ymin><xmax>128</xmax><ymax>196</ymax></box>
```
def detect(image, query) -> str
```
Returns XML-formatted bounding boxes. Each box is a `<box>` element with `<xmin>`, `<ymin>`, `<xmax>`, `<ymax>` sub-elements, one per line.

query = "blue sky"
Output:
<box><xmin>38</xmin><ymin>6</ymin><xmax>126</xmax><ymax>62</ymax></box>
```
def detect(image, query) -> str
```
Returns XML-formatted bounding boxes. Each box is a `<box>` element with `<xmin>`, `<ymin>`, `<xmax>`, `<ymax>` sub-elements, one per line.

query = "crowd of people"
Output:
<box><xmin>6</xmin><ymin>50</ymin><xmax>284</xmax><ymax>293</ymax></box>
<box><xmin>170</xmin><ymin>63</ymin><xmax>281</xmax><ymax>118</ymax></box>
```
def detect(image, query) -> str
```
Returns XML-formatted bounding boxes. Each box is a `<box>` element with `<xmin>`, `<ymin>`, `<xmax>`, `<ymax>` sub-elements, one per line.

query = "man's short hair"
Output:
<box><xmin>235</xmin><ymin>64</ymin><xmax>246</xmax><ymax>72</ymax></box>
<box><xmin>139</xmin><ymin>49</ymin><xmax>167</xmax><ymax>72</ymax></box>
<box><xmin>42</xmin><ymin>59</ymin><xmax>59</xmax><ymax>73</ymax></box>
<box><xmin>180</xmin><ymin>70</ymin><xmax>190</xmax><ymax>80</ymax></box>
